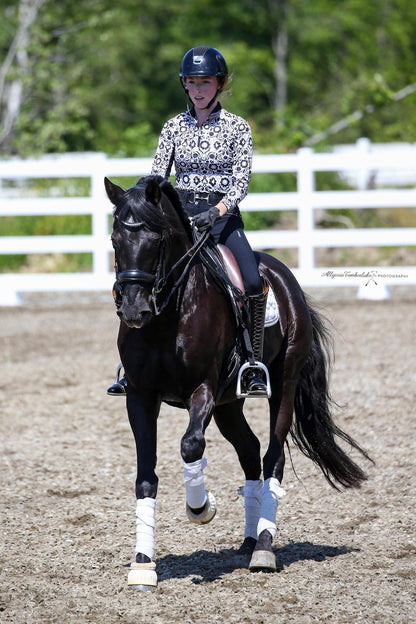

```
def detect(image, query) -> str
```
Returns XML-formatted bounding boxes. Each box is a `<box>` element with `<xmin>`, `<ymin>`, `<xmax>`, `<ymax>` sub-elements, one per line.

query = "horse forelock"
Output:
<box><xmin>139</xmin><ymin>176</ymin><xmax>193</xmax><ymax>240</ymax></box>
<box><xmin>113</xmin><ymin>176</ymin><xmax>192</xmax><ymax>240</ymax></box>
<box><xmin>115</xmin><ymin>185</ymin><xmax>165</xmax><ymax>233</ymax></box>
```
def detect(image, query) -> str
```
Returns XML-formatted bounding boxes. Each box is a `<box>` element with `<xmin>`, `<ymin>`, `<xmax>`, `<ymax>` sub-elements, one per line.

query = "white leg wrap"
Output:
<box><xmin>135</xmin><ymin>497</ymin><xmax>156</xmax><ymax>560</ymax></box>
<box><xmin>238</xmin><ymin>479</ymin><xmax>263</xmax><ymax>539</ymax></box>
<box><xmin>257</xmin><ymin>477</ymin><xmax>285</xmax><ymax>541</ymax></box>
<box><xmin>183</xmin><ymin>458</ymin><xmax>207</xmax><ymax>509</ymax></box>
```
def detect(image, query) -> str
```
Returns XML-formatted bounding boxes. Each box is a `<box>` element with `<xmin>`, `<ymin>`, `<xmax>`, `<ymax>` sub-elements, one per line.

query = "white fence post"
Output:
<box><xmin>297</xmin><ymin>147</ymin><xmax>315</xmax><ymax>277</ymax></box>
<box><xmin>90</xmin><ymin>154</ymin><xmax>110</xmax><ymax>278</ymax></box>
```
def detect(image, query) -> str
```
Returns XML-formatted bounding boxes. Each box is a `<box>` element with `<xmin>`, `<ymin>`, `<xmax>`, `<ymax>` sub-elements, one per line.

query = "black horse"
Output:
<box><xmin>105</xmin><ymin>175</ymin><xmax>371</xmax><ymax>588</ymax></box>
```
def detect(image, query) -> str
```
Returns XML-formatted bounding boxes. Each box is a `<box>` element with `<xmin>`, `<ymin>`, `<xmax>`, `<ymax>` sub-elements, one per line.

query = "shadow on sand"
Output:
<box><xmin>154</xmin><ymin>541</ymin><xmax>356</xmax><ymax>584</ymax></box>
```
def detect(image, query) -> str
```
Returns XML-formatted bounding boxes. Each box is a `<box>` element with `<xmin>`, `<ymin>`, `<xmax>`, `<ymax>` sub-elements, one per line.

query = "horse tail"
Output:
<box><xmin>291</xmin><ymin>300</ymin><xmax>373</xmax><ymax>490</ymax></box>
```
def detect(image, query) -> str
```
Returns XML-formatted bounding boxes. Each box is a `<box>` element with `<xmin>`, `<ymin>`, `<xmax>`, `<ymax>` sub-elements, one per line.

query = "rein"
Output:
<box><xmin>116</xmin><ymin>227</ymin><xmax>210</xmax><ymax>316</ymax></box>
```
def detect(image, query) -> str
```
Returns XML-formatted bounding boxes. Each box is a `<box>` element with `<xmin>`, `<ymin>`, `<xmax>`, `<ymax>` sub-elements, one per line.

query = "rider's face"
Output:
<box><xmin>184</xmin><ymin>76</ymin><xmax>219</xmax><ymax>109</ymax></box>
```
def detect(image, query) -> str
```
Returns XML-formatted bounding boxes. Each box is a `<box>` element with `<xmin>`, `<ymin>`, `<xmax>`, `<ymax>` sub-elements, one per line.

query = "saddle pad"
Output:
<box><xmin>216</xmin><ymin>244</ymin><xmax>279</xmax><ymax>327</ymax></box>
<box><xmin>265</xmin><ymin>286</ymin><xmax>279</xmax><ymax>327</ymax></box>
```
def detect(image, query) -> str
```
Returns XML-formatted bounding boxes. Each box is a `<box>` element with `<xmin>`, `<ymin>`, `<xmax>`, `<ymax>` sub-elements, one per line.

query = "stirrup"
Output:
<box><xmin>236</xmin><ymin>361</ymin><xmax>271</xmax><ymax>398</ymax></box>
<box><xmin>107</xmin><ymin>363</ymin><xmax>127</xmax><ymax>396</ymax></box>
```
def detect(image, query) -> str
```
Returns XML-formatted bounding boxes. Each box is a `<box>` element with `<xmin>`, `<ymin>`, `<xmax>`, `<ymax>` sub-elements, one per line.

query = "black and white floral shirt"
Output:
<box><xmin>151</xmin><ymin>104</ymin><xmax>253</xmax><ymax>213</ymax></box>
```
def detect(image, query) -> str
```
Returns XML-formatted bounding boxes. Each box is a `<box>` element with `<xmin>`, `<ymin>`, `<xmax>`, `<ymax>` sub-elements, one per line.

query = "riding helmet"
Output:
<box><xmin>179</xmin><ymin>46</ymin><xmax>228</xmax><ymax>91</ymax></box>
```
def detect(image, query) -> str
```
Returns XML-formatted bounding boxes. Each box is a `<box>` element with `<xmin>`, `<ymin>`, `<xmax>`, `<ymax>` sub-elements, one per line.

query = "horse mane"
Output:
<box><xmin>135</xmin><ymin>175</ymin><xmax>193</xmax><ymax>240</ymax></box>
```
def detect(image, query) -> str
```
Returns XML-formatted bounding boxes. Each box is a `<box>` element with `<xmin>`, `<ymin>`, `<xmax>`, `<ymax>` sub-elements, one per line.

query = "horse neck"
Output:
<box><xmin>163</xmin><ymin>207</ymin><xmax>193</xmax><ymax>266</ymax></box>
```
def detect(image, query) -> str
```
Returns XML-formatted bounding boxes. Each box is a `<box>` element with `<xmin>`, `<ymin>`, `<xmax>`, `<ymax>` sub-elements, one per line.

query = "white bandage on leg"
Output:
<box><xmin>238</xmin><ymin>479</ymin><xmax>263</xmax><ymax>539</ymax></box>
<box><xmin>183</xmin><ymin>458</ymin><xmax>208</xmax><ymax>510</ymax></box>
<box><xmin>135</xmin><ymin>497</ymin><xmax>156</xmax><ymax>560</ymax></box>
<box><xmin>257</xmin><ymin>477</ymin><xmax>285</xmax><ymax>541</ymax></box>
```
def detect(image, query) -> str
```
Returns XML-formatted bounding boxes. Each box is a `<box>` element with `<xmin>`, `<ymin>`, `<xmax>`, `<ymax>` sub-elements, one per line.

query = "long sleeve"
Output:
<box><xmin>221</xmin><ymin>116</ymin><xmax>252</xmax><ymax>211</ymax></box>
<box><xmin>150</xmin><ymin>106</ymin><xmax>253</xmax><ymax>213</ymax></box>
<box><xmin>151</xmin><ymin>120</ymin><xmax>175</xmax><ymax>179</ymax></box>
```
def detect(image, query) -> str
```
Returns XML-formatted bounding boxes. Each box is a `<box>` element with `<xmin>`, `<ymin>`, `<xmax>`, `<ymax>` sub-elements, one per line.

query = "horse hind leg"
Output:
<box><xmin>248</xmin><ymin>367</ymin><xmax>298</xmax><ymax>572</ymax></box>
<box><xmin>248</xmin><ymin>478</ymin><xmax>285</xmax><ymax>571</ymax></box>
<box><xmin>213</xmin><ymin>401</ymin><xmax>263</xmax><ymax>553</ymax></box>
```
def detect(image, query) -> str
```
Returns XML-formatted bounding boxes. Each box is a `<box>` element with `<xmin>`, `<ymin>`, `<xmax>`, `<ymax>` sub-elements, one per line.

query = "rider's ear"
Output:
<box><xmin>104</xmin><ymin>177</ymin><xmax>125</xmax><ymax>205</ymax></box>
<box><xmin>145</xmin><ymin>178</ymin><xmax>162</xmax><ymax>206</ymax></box>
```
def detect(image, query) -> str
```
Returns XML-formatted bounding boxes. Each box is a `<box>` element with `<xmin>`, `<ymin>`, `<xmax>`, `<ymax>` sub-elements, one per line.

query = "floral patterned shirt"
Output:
<box><xmin>151</xmin><ymin>104</ymin><xmax>253</xmax><ymax>213</ymax></box>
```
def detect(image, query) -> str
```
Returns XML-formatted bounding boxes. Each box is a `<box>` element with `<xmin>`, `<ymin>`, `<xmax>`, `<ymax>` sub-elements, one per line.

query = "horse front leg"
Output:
<box><xmin>126</xmin><ymin>388</ymin><xmax>161</xmax><ymax>589</ymax></box>
<box><xmin>181</xmin><ymin>385</ymin><xmax>217</xmax><ymax>525</ymax></box>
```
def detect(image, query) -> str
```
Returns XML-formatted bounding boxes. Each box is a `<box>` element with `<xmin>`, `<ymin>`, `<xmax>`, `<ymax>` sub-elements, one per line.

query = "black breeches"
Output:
<box><xmin>210</xmin><ymin>219</ymin><xmax>262</xmax><ymax>297</ymax></box>
<box><xmin>181</xmin><ymin>196</ymin><xmax>263</xmax><ymax>297</ymax></box>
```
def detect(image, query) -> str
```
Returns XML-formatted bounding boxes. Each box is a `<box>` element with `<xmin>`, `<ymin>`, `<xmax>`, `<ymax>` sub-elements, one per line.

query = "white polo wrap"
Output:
<box><xmin>135</xmin><ymin>497</ymin><xmax>156</xmax><ymax>560</ymax></box>
<box><xmin>183</xmin><ymin>458</ymin><xmax>208</xmax><ymax>509</ymax></box>
<box><xmin>257</xmin><ymin>477</ymin><xmax>285</xmax><ymax>540</ymax></box>
<box><xmin>238</xmin><ymin>479</ymin><xmax>263</xmax><ymax>539</ymax></box>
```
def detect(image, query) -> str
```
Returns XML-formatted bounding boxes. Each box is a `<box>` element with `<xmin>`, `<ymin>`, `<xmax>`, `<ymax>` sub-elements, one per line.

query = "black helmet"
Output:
<box><xmin>180</xmin><ymin>46</ymin><xmax>228</xmax><ymax>90</ymax></box>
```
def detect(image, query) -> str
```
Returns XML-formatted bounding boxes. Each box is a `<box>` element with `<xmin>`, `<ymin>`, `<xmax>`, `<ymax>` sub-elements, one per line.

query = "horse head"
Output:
<box><xmin>106</xmin><ymin>175</ymin><xmax>191</xmax><ymax>328</ymax></box>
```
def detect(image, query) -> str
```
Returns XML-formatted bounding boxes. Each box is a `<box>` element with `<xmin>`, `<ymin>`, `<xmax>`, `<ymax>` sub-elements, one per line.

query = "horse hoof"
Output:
<box><xmin>249</xmin><ymin>549</ymin><xmax>277</xmax><ymax>572</ymax></box>
<box><xmin>127</xmin><ymin>561</ymin><xmax>157</xmax><ymax>589</ymax></box>
<box><xmin>186</xmin><ymin>491</ymin><xmax>216</xmax><ymax>524</ymax></box>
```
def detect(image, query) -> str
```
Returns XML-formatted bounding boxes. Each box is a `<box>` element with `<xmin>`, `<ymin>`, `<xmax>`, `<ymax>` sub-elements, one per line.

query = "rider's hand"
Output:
<box><xmin>193</xmin><ymin>206</ymin><xmax>221</xmax><ymax>232</ymax></box>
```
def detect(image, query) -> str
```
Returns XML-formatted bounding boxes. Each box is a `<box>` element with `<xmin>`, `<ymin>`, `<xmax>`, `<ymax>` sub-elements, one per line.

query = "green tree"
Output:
<box><xmin>1</xmin><ymin>0</ymin><xmax>416</xmax><ymax>156</ymax></box>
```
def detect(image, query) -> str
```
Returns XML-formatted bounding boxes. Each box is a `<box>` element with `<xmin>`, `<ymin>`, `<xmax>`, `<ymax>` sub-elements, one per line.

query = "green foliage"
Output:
<box><xmin>0</xmin><ymin>213</ymin><xmax>92</xmax><ymax>272</ymax></box>
<box><xmin>0</xmin><ymin>214</ymin><xmax>91</xmax><ymax>237</ymax></box>
<box><xmin>0</xmin><ymin>254</ymin><xmax>27</xmax><ymax>272</ymax></box>
<box><xmin>0</xmin><ymin>252</ymin><xmax>93</xmax><ymax>273</ymax></box>
<box><xmin>1</xmin><ymin>0</ymin><xmax>416</xmax><ymax>273</ymax></box>
<box><xmin>1</xmin><ymin>0</ymin><xmax>416</xmax><ymax>156</ymax></box>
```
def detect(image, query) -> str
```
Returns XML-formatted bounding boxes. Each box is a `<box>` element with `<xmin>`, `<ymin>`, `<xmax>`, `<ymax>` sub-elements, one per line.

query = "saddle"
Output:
<box><xmin>203</xmin><ymin>242</ymin><xmax>279</xmax><ymax>328</ymax></box>
<box><xmin>197</xmin><ymin>237</ymin><xmax>279</xmax><ymax>400</ymax></box>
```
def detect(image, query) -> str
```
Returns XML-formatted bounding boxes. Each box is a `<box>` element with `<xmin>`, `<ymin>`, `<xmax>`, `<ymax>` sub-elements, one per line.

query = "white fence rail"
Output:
<box><xmin>1</xmin><ymin>139</ymin><xmax>416</xmax><ymax>305</ymax></box>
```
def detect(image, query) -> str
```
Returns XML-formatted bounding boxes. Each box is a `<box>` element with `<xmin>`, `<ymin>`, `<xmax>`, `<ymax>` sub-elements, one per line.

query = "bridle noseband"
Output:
<box><xmin>115</xmin><ymin>227</ymin><xmax>169</xmax><ymax>314</ymax></box>
<box><xmin>117</xmin><ymin>269</ymin><xmax>156</xmax><ymax>285</ymax></box>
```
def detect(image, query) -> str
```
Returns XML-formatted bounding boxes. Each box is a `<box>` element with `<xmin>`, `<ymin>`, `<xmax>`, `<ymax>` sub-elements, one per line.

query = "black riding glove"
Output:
<box><xmin>193</xmin><ymin>206</ymin><xmax>221</xmax><ymax>232</ymax></box>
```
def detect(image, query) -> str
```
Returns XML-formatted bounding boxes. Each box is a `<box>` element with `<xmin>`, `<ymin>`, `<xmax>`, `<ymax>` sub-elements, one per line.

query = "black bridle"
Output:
<box><xmin>115</xmin><ymin>225</ymin><xmax>209</xmax><ymax>316</ymax></box>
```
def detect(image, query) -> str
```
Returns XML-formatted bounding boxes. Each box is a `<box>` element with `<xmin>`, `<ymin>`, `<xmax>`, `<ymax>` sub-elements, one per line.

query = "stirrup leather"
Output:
<box><xmin>236</xmin><ymin>361</ymin><xmax>271</xmax><ymax>398</ymax></box>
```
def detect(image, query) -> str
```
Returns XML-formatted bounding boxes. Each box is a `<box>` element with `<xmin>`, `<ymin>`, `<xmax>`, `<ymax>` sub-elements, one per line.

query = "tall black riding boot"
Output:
<box><xmin>245</xmin><ymin>284</ymin><xmax>270</xmax><ymax>396</ymax></box>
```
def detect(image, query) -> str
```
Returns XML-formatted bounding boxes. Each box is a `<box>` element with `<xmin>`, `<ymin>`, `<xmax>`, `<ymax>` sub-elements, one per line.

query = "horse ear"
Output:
<box><xmin>104</xmin><ymin>177</ymin><xmax>125</xmax><ymax>205</ymax></box>
<box><xmin>145</xmin><ymin>178</ymin><xmax>162</xmax><ymax>206</ymax></box>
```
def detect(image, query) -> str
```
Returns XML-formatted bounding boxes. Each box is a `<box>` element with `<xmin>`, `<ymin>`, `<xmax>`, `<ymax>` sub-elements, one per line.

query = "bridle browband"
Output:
<box><xmin>114</xmin><ymin>187</ymin><xmax>209</xmax><ymax>315</ymax></box>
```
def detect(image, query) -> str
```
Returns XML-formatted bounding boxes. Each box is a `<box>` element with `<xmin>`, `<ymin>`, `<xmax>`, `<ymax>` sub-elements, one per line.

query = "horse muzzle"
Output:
<box><xmin>117</xmin><ymin>307</ymin><xmax>153</xmax><ymax>329</ymax></box>
<box><xmin>117</xmin><ymin>310</ymin><xmax>153</xmax><ymax>329</ymax></box>
<box><xmin>117</xmin><ymin>287</ymin><xmax>154</xmax><ymax>328</ymax></box>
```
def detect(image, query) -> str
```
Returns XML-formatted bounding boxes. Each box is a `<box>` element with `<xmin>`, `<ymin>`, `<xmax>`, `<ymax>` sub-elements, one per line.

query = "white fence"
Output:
<box><xmin>1</xmin><ymin>139</ymin><xmax>416</xmax><ymax>305</ymax></box>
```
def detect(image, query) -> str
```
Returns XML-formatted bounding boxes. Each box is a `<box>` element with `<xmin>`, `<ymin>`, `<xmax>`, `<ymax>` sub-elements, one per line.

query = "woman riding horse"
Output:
<box><xmin>105</xmin><ymin>173</ymin><xmax>372</xmax><ymax>587</ymax></box>
<box><xmin>108</xmin><ymin>46</ymin><xmax>269</xmax><ymax>397</ymax></box>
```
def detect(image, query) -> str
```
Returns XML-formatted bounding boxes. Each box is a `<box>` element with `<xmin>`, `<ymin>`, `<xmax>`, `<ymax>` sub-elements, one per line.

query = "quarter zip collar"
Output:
<box><xmin>188</xmin><ymin>103</ymin><xmax>222</xmax><ymax>125</ymax></box>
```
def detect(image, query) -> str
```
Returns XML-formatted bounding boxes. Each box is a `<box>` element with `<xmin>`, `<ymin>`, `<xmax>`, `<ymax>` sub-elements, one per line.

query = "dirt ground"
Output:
<box><xmin>0</xmin><ymin>288</ymin><xmax>415</xmax><ymax>624</ymax></box>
